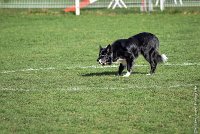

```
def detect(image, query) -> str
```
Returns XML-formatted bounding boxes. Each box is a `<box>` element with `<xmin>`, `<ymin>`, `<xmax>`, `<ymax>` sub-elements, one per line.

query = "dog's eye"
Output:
<box><xmin>100</xmin><ymin>55</ymin><xmax>106</xmax><ymax>58</ymax></box>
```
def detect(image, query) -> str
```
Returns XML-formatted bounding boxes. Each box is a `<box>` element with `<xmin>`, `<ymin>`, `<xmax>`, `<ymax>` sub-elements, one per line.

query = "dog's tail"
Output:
<box><xmin>156</xmin><ymin>53</ymin><xmax>168</xmax><ymax>63</ymax></box>
<box><xmin>161</xmin><ymin>54</ymin><xmax>168</xmax><ymax>63</ymax></box>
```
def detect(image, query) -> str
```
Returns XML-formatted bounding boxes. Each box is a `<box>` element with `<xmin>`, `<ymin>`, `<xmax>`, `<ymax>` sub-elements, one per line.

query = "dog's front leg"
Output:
<box><xmin>123</xmin><ymin>58</ymin><xmax>133</xmax><ymax>77</ymax></box>
<box><xmin>118</xmin><ymin>63</ymin><xmax>125</xmax><ymax>76</ymax></box>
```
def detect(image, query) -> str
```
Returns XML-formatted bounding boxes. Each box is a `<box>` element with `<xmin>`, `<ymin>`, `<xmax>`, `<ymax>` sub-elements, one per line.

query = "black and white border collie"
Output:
<box><xmin>97</xmin><ymin>32</ymin><xmax>168</xmax><ymax>77</ymax></box>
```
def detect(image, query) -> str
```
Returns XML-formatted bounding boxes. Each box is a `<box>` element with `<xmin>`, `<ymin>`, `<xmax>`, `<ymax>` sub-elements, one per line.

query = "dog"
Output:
<box><xmin>97</xmin><ymin>32</ymin><xmax>168</xmax><ymax>77</ymax></box>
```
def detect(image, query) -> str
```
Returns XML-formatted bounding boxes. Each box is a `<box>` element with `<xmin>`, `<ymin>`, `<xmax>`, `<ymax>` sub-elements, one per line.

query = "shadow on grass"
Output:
<box><xmin>81</xmin><ymin>71</ymin><xmax>147</xmax><ymax>77</ymax></box>
<box><xmin>82</xmin><ymin>71</ymin><xmax>116</xmax><ymax>76</ymax></box>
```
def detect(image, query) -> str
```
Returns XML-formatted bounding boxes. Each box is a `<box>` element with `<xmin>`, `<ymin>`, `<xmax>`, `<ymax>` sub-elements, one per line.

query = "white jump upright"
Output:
<box><xmin>156</xmin><ymin>0</ymin><xmax>183</xmax><ymax>10</ymax></box>
<box><xmin>148</xmin><ymin>0</ymin><xmax>153</xmax><ymax>11</ymax></box>
<box><xmin>108</xmin><ymin>0</ymin><xmax>127</xmax><ymax>9</ymax></box>
<box><xmin>174</xmin><ymin>0</ymin><xmax>183</xmax><ymax>5</ymax></box>
<box><xmin>75</xmin><ymin>0</ymin><xmax>80</xmax><ymax>15</ymax></box>
<box><xmin>160</xmin><ymin>0</ymin><xmax>165</xmax><ymax>11</ymax></box>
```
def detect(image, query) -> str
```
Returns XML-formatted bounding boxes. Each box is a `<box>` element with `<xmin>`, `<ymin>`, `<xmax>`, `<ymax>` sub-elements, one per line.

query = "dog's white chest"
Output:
<box><xmin>114</xmin><ymin>58</ymin><xmax>127</xmax><ymax>65</ymax></box>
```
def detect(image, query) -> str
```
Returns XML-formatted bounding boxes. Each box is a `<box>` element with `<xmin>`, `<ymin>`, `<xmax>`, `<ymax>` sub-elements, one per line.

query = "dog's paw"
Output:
<box><xmin>146</xmin><ymin>73</ymin><xmax>154</xmax><ymax>76</ymax></box>
<box><xmin>123</xmin><ymin>72</ymin><xmax>131</xmax><ymax>77</ymax></box>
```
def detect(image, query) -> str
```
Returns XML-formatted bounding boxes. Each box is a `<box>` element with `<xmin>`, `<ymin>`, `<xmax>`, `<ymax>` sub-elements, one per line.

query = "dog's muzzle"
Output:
<box><xmin>98</xmin><ymin>59</ymin><xmax>106</xmax><ymax>66</ymax></box>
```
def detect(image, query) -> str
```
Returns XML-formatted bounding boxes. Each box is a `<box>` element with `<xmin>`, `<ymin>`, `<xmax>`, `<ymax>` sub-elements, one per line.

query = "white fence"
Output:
<box><xmin>0</xmin><ymin>0</ymin><xmax>200</xmax><ymax>9</ymax></box>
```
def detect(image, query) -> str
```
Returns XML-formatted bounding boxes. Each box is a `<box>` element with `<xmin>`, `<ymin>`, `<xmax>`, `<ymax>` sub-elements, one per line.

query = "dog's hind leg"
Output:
<box><xmin>149</xmin><ymin>61</ymin><xmax>157</xmax><ymax>74</ymax></box>
<box><xmin>143</xmin><ymin>48</ymin><xmax>158</xmax><ymax>75</ymax></box>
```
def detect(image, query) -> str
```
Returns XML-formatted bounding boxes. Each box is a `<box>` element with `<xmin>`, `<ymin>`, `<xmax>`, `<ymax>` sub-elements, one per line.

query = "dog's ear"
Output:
<box><xmin>106</xmin><ymin>44</ymin><xmax>112</xmax><ymax>53</ymax></box>
<box><xmin>99</xmin><ymin>45</ymin><xmax>103</xmax><ymax>50</ymax></box>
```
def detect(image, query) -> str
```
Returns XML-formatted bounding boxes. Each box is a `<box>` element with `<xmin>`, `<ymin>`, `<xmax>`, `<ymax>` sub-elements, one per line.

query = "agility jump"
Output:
<box><xmin>64</xmin><ymin>0</ymin><xmax>97</xmax><ymax>12</ymax></box>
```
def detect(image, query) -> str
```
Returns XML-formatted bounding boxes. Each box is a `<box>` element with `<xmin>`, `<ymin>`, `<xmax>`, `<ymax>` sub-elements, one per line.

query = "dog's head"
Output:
<box><xmin>97</xmin><ymin>44</ymin><xmax>113</xmax><ymax>66</ymax></box>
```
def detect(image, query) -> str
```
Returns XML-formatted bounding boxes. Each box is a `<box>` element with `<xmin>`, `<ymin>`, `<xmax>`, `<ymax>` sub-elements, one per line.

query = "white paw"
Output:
<box><xmin>146</xmin><ymin>73</ymin><xmax>151</xmax><ymax>76</ymax></box>
<box><xmin>123</xmin><ymin>72</ymin><xmax>131</xmax><ymax>77</ymax></box>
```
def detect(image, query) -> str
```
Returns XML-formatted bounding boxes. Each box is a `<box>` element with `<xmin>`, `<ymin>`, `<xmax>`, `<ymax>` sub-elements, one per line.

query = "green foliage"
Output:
<box><xmin>0</xmin><ymin>9</ymin><xmax>200</xmax><ymax>133</ymax></box>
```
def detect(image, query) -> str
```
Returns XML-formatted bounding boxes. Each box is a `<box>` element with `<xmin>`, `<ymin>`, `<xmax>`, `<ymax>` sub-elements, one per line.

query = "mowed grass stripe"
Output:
<box><xmin>1</xmin><ymin>62</ymin><xmax>200</xmax><ymax>74</ymax></box>
<box><xmin>0</xmin><ymin>84</ymin><xmax>198</xmax><ymax>92</ymax></box>
<box><xmin>0</xmin><ymin>85</ymin><xmax>196</xmax><ymax>133</ymax></box>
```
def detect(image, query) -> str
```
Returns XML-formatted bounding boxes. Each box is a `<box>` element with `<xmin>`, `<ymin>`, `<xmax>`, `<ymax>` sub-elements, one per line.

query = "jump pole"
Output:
<box><xmin>141</xmin><ymin>0</ymin><xmax>147</xmax><ymax>12</ymax></box>
<box><xmin>75</xmin><ymin>0</ymin><xmax>80</xmax><ymax>15</ymax></box>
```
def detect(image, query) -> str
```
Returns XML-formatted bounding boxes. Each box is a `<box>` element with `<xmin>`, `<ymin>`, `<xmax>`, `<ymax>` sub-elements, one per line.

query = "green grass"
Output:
<box><xmin>0</xmin><ymin>9</ymin><xmax>200</xmax><ymax>133</ymax></box>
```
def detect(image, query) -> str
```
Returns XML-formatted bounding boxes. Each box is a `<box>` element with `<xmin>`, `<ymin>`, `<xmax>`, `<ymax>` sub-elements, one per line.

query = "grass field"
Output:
<box><xmin>0</xmin><ymin>9</ymin><xmax>200</xmax><ymax>133</ymax></box>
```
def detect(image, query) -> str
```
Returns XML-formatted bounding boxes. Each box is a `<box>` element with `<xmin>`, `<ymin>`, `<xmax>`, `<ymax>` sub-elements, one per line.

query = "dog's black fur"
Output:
<box><xmin>97</xmin><ymin>32</ymin><xmax>168</xmax><ymax>76</ymax></box>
